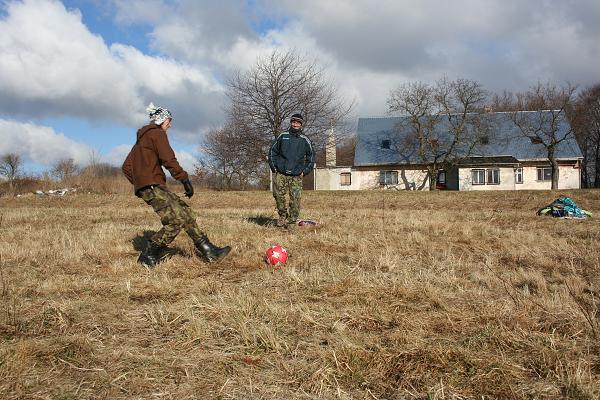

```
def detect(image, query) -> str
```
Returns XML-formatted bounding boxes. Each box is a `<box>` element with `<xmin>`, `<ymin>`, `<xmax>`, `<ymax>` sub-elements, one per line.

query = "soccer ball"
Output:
<box><xmin>265</xmin><ymin>245</ymin><xmax>289</xmax><ymax>266</ymax></box>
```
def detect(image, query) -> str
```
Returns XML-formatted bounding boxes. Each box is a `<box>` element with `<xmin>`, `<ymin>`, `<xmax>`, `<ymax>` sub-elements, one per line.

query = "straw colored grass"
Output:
<box><xmin>1</xmin><ymin>189</ymin><xmax>599</xmax><ymax>399</ymax></box>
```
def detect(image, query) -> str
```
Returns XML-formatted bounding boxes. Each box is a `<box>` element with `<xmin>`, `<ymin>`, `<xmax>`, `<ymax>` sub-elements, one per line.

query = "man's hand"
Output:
<box><xmin>182</xmin><ymin>179</ymin><xmax>194</xmax><ymax>198</ymax></box>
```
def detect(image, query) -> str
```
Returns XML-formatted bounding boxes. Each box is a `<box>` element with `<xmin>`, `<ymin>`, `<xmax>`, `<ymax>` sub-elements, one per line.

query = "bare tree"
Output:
<box><xmin>84</xmin><ymin>148</ymin><xmax>102</xmax><ymax>176</ymax></box>
<box><xmin>570</xmin><ymin>83</ymin><xmax>600</xmax><ymax>188</ymax></box>
<box><xmin>488</xmin><ymin>90</ymin><xmax>518</xmax><ymax>112</ymax></box>
<box><xmin>80</xmin><ymin>163</ymin><xmax>121</xmax><ymax>177</ymax></box>
<box><xmin>0</xmin><ymin>152</ymin><xmax>22</xmax><ymax>189</ymax></box>
<box><xmin>226</xmin><ymin>49</ymin><xmax>353</xmax><ymax>158</ymax></box>
<box><xmin>51</xmin><ymin>158</ymin><xmax>78</xmax><ymax>181</ymax></box>
<box><xmin>193</xmin><ymin>163</ymin><xmax>219</xmax><ymax>189</ymax></box>
<box><xmin>336</xmin><ymin>135</ymin><xmax>357</xmax><ymax>166</ymax></box>
<box><xmin>510</xmin><ymin>82</ymin><xmax>578</xmax><ymax>190</ymax></box>
<box><xmin>197</xmin><ymin>125</ymin><xmax>266</xmax><ymax>190</ymax></box>
<box><xmin>388</xmin><ymin>78</ymin><xmax>489</xmax><ymax>189</ymax></box>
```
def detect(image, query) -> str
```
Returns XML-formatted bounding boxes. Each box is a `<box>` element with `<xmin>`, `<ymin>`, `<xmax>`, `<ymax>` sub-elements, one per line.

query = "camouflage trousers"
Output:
<box><xmin>138</xmin><ymin>186</ymin><xmax>205</xmax><ymax>247</ymax></box>
<box><xmin>273</xmin><ymin>173</ymin><xmax>303</xmax><ymax>222</ymax></box>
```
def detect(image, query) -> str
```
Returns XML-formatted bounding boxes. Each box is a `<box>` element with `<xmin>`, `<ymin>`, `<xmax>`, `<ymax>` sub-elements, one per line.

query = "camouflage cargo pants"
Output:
<box><xmin>138</xmin><ymin>186</ymin><xmax>205</xmax><ymax>246</ymax></box>
<box><xmin>273</xmin><ymin>173</ymin><xmax>303</xmax><ymax>222</ymax></box>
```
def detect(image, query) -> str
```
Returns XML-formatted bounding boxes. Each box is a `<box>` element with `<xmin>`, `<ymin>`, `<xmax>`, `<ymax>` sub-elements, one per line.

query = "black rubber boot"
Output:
<box><xmin>195</xmin><ymin>236</ymin><xmax>231</xmax><ymax>263</ymax></box>
<box><xmin>137</xmin><ymin>241</ymin><xmax>164</xmax><ymax>268</ymax></box>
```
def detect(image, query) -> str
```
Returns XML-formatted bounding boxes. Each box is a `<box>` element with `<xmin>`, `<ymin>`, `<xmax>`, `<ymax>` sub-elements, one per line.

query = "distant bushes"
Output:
<box><xmin>0</xmin><ymin>172</ymin><xmax>133</xmax><ymax>197</ymax></box>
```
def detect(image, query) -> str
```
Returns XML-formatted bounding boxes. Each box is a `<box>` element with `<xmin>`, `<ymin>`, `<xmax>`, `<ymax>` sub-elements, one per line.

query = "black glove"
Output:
<box><xmin>182</xmin><ymin>179</ymin><xmax>194</xmax><ymax>198</ymax></box>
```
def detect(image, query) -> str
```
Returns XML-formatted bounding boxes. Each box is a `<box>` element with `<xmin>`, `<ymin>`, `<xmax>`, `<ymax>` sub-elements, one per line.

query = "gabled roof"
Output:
<box><xmin>354</xmin><ymin>112</ymin><xmax>583</xmax><ymax>167</ymax></box>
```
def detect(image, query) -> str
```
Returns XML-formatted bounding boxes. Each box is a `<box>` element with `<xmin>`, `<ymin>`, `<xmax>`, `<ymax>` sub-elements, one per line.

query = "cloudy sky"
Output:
<box><xmin>1</xmin><ymin>0</ymin><xmax>599</xmax><ymax>172</ymax></box>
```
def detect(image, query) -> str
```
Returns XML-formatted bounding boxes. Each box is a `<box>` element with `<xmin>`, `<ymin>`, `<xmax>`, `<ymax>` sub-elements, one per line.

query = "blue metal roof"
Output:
<box><xmin>354</xmin><ymin>111</ymin><xmax>583</xmax><ymax>167</ymax></box>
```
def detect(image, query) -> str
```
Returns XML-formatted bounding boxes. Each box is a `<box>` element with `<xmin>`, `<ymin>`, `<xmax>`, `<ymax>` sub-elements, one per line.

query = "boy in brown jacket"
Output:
<box><xmin>122</xmin><ymin>103</ymin><xmax>231</xmax><ymax>267</ymax></box>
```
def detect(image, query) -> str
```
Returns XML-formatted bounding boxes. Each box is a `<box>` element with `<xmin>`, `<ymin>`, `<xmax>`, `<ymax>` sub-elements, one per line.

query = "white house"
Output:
<box><xmin>314</xmin><ymin>111</ymin><xmax>583</xmax><ymax>191</ymax></box>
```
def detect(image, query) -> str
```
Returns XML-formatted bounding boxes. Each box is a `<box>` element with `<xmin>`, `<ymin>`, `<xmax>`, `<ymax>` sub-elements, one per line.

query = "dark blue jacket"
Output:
<box><xmin>268</xmin><ymin>129</ymin><xmax>315</xmax><ymax>176</ymax></box>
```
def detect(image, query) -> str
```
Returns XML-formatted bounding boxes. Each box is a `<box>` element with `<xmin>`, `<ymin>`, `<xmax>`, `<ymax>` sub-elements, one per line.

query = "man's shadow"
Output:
<box><xmin>131</xmin><ymin>230</ymin><xmax>187</xmax><ymax>258</ymax></box>
<box><xmin>246</xmin><ymin>214</ymin><xmax>278</xmax><ymax>227</ymax></box>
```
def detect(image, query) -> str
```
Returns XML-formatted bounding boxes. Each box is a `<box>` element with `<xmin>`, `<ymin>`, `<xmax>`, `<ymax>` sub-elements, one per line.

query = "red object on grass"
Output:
<box><xmin>265</xmin><ymin>245</ymin><xmax>289</xmax><ymax>266</ymax></box>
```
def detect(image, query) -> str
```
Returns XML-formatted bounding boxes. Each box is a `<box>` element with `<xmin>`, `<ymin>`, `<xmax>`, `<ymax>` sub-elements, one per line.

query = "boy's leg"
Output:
<box><xmin>136</xmin><ymin>186</ymin><xmax>186</xmax><ymax>266</ymax></box>
<box><xmin>287</xmin><ymin>175</ymin><xmax>303</xmax><ymax>225</ymax></box>
<box><xmin>139</xmin><ymin>187</ymin><xmax>185</xmax><ymax>247</ymax></box>
<box><xmin>272</xmin><ymin>173</ymin><xmax>289</xmax><ymax>225</ymax></box>
<box><xmin>174</xmin><ymin>196</ymin><xmax>231</xmax><ymax>262</ymax></box>
<box><xmin>167</xmin><ymin>191</ymin><xmax>206</xmax><ymax>243</ymax></box>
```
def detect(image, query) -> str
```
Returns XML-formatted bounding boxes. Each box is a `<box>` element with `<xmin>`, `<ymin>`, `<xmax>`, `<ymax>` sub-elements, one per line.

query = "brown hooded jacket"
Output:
<box><xmin>122</xmin><ymin>124</ymin><xmax>189</xmax><ymax>194</ymax></box>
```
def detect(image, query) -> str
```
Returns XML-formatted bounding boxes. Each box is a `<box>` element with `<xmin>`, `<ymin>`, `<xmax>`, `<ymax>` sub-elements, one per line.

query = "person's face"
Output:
<box><xmin>161</xmin><ymin>118</ymin><xmax>172</xmax><ymax>131</ymax></box>
<box><xmin>291</xmin><ymin>120</ymin><xmax>302</xmax><ymax>130</ymax></box>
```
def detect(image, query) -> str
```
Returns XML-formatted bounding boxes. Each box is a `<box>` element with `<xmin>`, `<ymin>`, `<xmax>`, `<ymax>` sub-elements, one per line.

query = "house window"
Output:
<box><xmin>379</xmin><ymin>170</ymin><xmax>398</xmax><ymax>185</ymax></box>
<box><xmin>472</xmin><ymin>169</ymin><xmax>486</xmax><ymax>185</ymax></box>
<box><xmin>472</xmin><ymin>168</ymin><xmax>500</xmax><ymax>185</ymax></box>
<box><xmin>381</xmin><ymin>139</ymin><xmax>391</xmax><ymax>149</ymax></box>
<box><xmin>515</xmin><ymin>168</ymin><xmax>523</xmax><ymax>184</ymax></box>
<box><xmin>486</xmin><ymin>169</ymin><xmax>500</xmax><ymax>185</ymax></box>
<box><xmin>537</xmin><ymin>167</ymin><xmax>552</xmax><ymax>181</ymax></box>
<box><xmin>340</xmin><ymin>172</ymin><xmax>351</xmax><ymax>186</ymax></box>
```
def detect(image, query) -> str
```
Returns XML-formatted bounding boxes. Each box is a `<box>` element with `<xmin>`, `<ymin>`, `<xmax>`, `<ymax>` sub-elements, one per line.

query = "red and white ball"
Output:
<box><xmin>265</xmin><ymin>245</ymin><xmax>289</xmax><ymax>266</ymax></box>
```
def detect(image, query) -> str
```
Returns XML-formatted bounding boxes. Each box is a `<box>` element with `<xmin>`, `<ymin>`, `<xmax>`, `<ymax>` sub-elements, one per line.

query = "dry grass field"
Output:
<box><xmin>1</xmin><ymin>188</ymin><xmax>599</xmax><ymax>399</ymax></box>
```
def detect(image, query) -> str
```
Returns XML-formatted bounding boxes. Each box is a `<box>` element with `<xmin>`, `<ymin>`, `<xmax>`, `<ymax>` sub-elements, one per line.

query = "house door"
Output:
<box><xmin>436</xmin><ymin>170</ymin><xmax>447</xmax><ymax>190</ymax></box>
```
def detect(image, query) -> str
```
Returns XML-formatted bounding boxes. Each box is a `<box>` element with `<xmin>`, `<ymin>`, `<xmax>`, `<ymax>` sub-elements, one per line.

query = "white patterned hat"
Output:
<box><xmin>146</xmin><ymin>102</ymin><xmax>172</xmax><ymax>125</ymax></box>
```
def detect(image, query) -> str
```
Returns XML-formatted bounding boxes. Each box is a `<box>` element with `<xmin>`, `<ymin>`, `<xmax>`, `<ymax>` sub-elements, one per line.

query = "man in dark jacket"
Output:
<box><xmin>268</xmin><ymin>113</ymin><xmax>315</xmax><ymax>228</ymax></box>
<box><xmin>122</xmin><ymin>103</ymin><xmax>231</xmax><ymax>267</ymax></box>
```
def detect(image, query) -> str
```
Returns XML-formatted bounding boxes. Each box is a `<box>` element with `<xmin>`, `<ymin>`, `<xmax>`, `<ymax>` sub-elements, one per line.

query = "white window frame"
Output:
<box><xmin>379</xmin><ymin>170</ymin><xmax>398</xmax><ymax>185</ymax></box>
<box><xmin>472</xmin><ymin>169</ymin><xmax>486</xmax><ymax>185</ymax></box>
<box><xmin>515</xmin><ymin>167</ymin><xmax>523</xmax><ymax>184</ymax></box>
<box><xmin>340</xmin><ymin>172</ymin><xmax>351</xmax><ymax>186</ymax></box>
<box><xmin>486</xmin><ymin>168</ymin><xmax>500</xmax><ymax>185</ymax></box>
<box><xmin>537</xmin><ymin>167</ymin><xmax>552</xmax><ymax>181</ymax></box>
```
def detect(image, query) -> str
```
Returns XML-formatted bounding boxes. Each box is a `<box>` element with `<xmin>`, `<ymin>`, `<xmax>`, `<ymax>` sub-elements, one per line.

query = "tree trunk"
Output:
<box><xmin>549</xmin><ymin>152</ymin><xmax>559</xmax><ymax>190</ymax></box>
<box><xmin>428</xmin><ymin>167</ymin><xmax>437</xmax><ymax>191</ymax></box>
<box><xmin>594</xmin><ymin>139</ymin><xmax>600</xmax><ymax>188</ymax></box>
<box><xmin>580</xmin><ymin>138</ymin><xmax>589</xmax><ymax>188</ymax></box>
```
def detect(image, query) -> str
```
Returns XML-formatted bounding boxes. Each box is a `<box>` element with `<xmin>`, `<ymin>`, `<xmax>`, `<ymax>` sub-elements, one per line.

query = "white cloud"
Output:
<box><xmin>6</xmin><ymin>0</ymin><xmax>598</xmax><ymax>131</ymax></box>
<box><xmin>0</xmin><ymin>0</ymin><xmax>225</xmax><ymax>138</ymax></box>
<box><xmin>110</xmin><ymin>44</ymin><xmax>226</xmax><ymax>134</ymax></box>
<box><xmin>110</xmin><ymin>0</ymin><xmax>168</xmax><ymax>25</ymax></box>
<box><xmin>0</xmin><ymin>0</ymin><xmax>141</xmax><ymax>122</ymax></box>
<box><xmin>0</xmin><ymin>119</ymin><xmax>93</xmax><ymax>166</ymax></box>
<box><xmin>257</xmin><ymin>0</ymin><xmax>600</xmax><ymax>93</ymax></box>
<box><xmin>174</xmin><ymin>150</ymin><xmax>198</xmax><ymax>174</ymax></box>
<box><xmin>104</xmin><ymin>144</ymin><xmax>132</xmax><ymax>167</ymax></box>
<box><xmin>0</xmin><ymin>118</ymin><xmax>199</xmax><ymax>177</ymax></box>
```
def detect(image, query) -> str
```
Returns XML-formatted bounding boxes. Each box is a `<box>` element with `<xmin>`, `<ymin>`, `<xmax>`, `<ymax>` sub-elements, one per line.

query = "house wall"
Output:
<box><xmin>314</xmin><ymin>167</ymin><xmax>353</xmax><ymax>190</ymax></box>
<box><xmin>457</xmin><ymin>164</ymin><xmax>581</xmax><ymax>191</ymax></box>
<box><xmin>458</xmin><ymin>167</ymin><xmax>516</xmax><ymax>191</ymax></box>
<box><xmin>316</xmin><ymin>162</ymin><xmax>580</xmax><ymax>191</ymax></box>
<box><xmin>351</xmin><ymin>168</ymin><xmax>430</xmax><ymax>190</ymax></box>
<box><xmin>516</xmin><ymin>164</ymin><xmax>581</xmax><ymax>190</ymax></box>
<box><xmin>558</xmin><ymin>164</ymin><xmax>581</xmax><ymax>189</ymax></box>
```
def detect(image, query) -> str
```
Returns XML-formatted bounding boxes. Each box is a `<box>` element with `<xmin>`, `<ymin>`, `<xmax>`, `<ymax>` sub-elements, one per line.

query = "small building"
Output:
<box><xmin>314</xmin><ymin>111</ymin><xmax>583</xmax><ymax>191</ymax></box>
